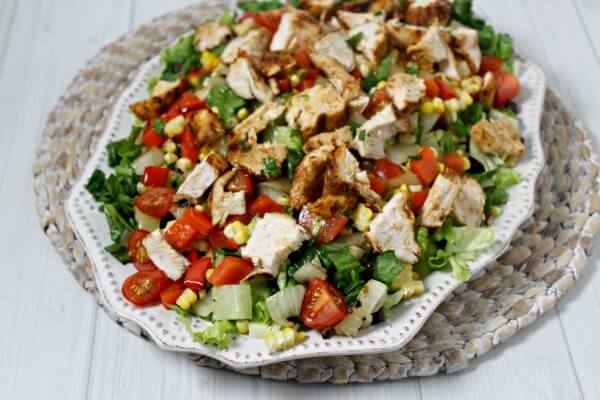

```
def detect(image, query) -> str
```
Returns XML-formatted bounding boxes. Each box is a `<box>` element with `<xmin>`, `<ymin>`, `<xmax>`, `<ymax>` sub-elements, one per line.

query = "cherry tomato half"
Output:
<box><xmin>494</xmin><ymin>71</ymin><xmax>520</xmax><ymax>108</ymax></box>
<box><xmin>127</xmin><ymin>229</ymin><xmax>157</xmax><ymax>272</ymax></box>
<box><xmin>317</xmin><ymin>215</ymin><xmax>348</xmax><ymax>245</ymax></box>
<box><xmin>226</xmin><ymin>170</ymin><xmax>255</xmax><ymax>199</ymax></box>
<box><xmin>300</xmin><ymin>278</ymin><xmax>349</xmax><ymax>329</ymax></box>
<box><xmin>122</xmin><ymin>270</ymin><xmax>167</xmax><ymax>307</ymax></box>
<box><xmin>135</xmin><ymin>187</ymin><xmax>175</xmax><ymax>218</ymax></box>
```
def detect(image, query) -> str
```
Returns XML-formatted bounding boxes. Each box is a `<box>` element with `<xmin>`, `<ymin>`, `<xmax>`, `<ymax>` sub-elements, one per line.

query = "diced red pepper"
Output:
<box><xmin>164</xmin><ymin>220</ymin><xmax>199</xmax><ymax>251</ymax></box>
<box><xmin>249</xmin><ymin>195</ymin><xmax>284</xmax><ymax>217</ymax></box>
<box><xmin>208</xmin><ymin>229</ymin><xmax>239</xmax><ymax>250</ymax></box>
<box><xmin>435</xmin><ymin>79</ymin><xmax>457</xmax><ymax>100</ymax></box>
<box><xmin>411</xmin><ymin>191</ymin><xmax>429</xmax><ymax>215</ymax></box>
<box><xmin>180</xmin><ymin>129</ymin><xmax>199</xmax><ymax>162</ymax></box>
<box><xmin>410</xmin><ymin>158</ymin><xmax>440</xmax><ymax>186</ymax></box>
<box><xmin>141</xmin><ymin>121</ymin><xmax>167</xmax><ymax>147</ymax></box>
<box><xmin>179</xmin><ymin>208</ymin><xmax>214</xmax><ymax>237</ymax></box>
<box><xmin>184</xmin><ymin>258</ymin><xmax>213</xmax><ymax>291</ymax></box>
<box><xmin>142</xmin><ymin>166</ymin><xmax>170</xmax><ymax>187</ymax></box>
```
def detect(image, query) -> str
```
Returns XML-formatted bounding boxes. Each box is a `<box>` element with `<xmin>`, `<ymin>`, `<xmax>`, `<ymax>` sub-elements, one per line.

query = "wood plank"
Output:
<box><xmin>573</xmin><ymin>0</ymin><xmax>600</xmax><ymax>62</ymax></box>
<box><xmin>0</xmin><ymin>0</ymin><xmax>17</xmax><ymax>74</ymax></box>
<box><xmin>0</xmin><ymin>0</ymin><xmax>131</xmax><ymax>399</ymax></box>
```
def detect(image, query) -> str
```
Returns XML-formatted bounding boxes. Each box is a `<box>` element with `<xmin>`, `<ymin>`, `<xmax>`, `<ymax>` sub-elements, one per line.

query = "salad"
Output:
<box><xmin>86</xmin><ymin>0</ymin><xmax>524</xmax><ymax>352</ymax></box>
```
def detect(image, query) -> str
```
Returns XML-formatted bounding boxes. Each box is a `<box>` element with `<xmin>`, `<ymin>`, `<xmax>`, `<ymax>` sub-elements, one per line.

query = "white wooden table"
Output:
<box><xmin>1</xmin><ymin>1</ymin><xmax>599</xmax><ymax>399</ymax></box>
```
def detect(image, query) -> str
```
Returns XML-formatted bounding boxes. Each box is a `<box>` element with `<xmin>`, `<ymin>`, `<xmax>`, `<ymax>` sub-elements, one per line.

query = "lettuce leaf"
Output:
<box><xmin>318</xmin><ymin>243</ymin><xmax>365</xmax><ymax>305</ymax></box>
<box><xmin>159</xmin><ymin>34</ymin><xmax>201</xmax><ymax>81</ymax></box>
<box><xmin>373</xmin><ymin>251</ymin><xmax>403</xmax><ymax>288</ymax></box>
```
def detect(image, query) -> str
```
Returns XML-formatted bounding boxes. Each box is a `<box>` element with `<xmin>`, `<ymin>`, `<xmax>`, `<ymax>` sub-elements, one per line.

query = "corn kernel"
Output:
<box><xmin>282</xmin><ymin>328</ymin><xmax>296</xmax><ymax>347</ymax></box>
<box><xmin>201</xmin><ymin>51</ymin><xmax>221</xmax><ymax>71</ymax></box>
<box><xmin>352</xmin><ymin>204</ymin><xmax>373</xmax><ymax>232</ymax></box>
<box><xmin>195</xmin><ymin>204</ymin><xmax>206</xmax><ymax>212</ymax></box>
<box><xmin>444</xmin><ymin>98</ymin><xmax>460</xmax><ymax>113</ymax></box>
<box><xmin>176</xmin><ymin>288</ymin><xmax>198</xmax><ymax>310</ymax></box>
<box><xmin>462</xmin><ymin>156</ymin><xmax>471</xmax><ymax>171</ymax></box>
<box><xmin>265</xmin><ymin>332</ymin><xmax>279</xmax><ymax>352</ymax></box>
<box><xmin>224</xmin><ymin>221</ymin><xmax>250</xmax><ymax>245</ymax></box>
<box><xmin>176</xmin><ymin>157</ymin><xmax>193</xmax><ymax>172</ymax></box>
<box><xmin>165</xmin><ymin>115</ymin><xmax>186</xmax><ymax>138</ymax></box>
<box><xmin>395</xmin><ymin>184</ymin><xmax>409</xmax><ymax>195</ymax></box>
<box><xmin>198</xmin><ymin>145</ymin><xmax>210</xmax><ymax>161</ymax></box>
<box><xmin>438</xmin><ymin>163</ymin><xmax>446</xmax><ymax>173</ymax></box>
<box><xmin>236</xmin><ymin>320</ymin><xmax>250</xmax><ymax>334</ymax></box>
<box><xmin>295</xmin><ymin>332</ymin><xmax>307</xmax><ymax>343</ymax></box>
<box><xmin>461</xmin><ymin>76</ymin><xmax>483</xmax><ymax>94</ymax></box>
<box><xmin>420</xmin><ymin>102</ymin><xmax>435</xmax><ymax>114</ymax></box>
<box><xmin>136</xmin><ymin>182</ymin><xmax>147</xmax><ymax>194</ymax></box>
<box><xmin>236</xmin><ymin>107</ymin><xmax>249</xmax><ymax>120</ymax></box>
<box><xmin>205</xmin><ymin>268</ymin><xmax>215</xmax><ymax>280</ymax></box>
<box><xmin>164</xmin><ymin>152</ymin><xmax>178</xmax><ymax>165</ymax></box>
<box><xmin>276</xmin><ymin>196</ymin><xmax>290</xmax><ymax>207</ymax></box>
<box><xmin>290</xmin><ymin>74</ymin><xmax>301</xmax><ymax>88</ymax></box>
<box><xmin>459</xmin><ymin>91</ymin><xmax>474</xmax><ymax>108</ymax></box>
<box><xmin>432</xmin><ymin>97</ymin><xmax>445</xmax><ymax>113</ymax></box>
<box><xmin>376</xmin><ymin>80</ymin><xmax>387</xmax><ymax>90</ymax></box>
<box><xmin>164</xmin><ymin>140</ymin><xmax>177</xmax><ymax>154</ymax></box>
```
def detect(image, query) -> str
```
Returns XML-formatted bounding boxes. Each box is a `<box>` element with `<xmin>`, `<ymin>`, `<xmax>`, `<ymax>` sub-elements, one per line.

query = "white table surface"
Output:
<box><xmin>1</xmin><ymin>1</ymin><xmax>599</xmax><ymax>399</ymax></box>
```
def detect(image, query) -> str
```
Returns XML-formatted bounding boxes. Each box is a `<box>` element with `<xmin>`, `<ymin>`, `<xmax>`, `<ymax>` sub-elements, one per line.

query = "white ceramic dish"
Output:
<box><xmin>66</xmin><ymin>47</ymin><xmax>546</xmax><ymax>368</ymax></box>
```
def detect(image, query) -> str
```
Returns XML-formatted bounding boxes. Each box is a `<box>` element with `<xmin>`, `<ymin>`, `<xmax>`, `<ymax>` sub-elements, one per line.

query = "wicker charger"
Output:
<box><xmin>33</xmin><ymin>2</ymin><xmax>600</xmax><ymax>384</ymax></box>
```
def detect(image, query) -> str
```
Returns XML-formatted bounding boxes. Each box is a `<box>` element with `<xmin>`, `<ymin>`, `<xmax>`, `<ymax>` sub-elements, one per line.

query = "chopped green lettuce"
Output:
<box><xmin>206</xmin><ymin>84</ymin><xmax>247</xmax><ymax>127</ymax></box>
<box><xmin>373</xmin><ymin>251</ymin><xmax>403</xmax><ymax>288</ymax></box>
<box><xmin>237</xmin><ymin>0</ymin><xmax>282</xmax><ymax>12</ymax></box>
<box><xmin>159</xmin><ymin>34</ymin><xmax>201</xmax><ymax>81</ymax></box>
<box><xmin>318</xmin><ymin>243</ymin><xmax>365</xmax><ymax>305</ymax></box>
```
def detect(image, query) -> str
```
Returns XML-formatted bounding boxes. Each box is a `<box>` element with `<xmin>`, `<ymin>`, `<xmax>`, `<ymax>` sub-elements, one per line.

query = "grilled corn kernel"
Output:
<box><xmin>164</xmin><ymin>152</ymin><xmax>178</xmax><ymax>165</ymax></box>
<box><xmin>164</xmin><ymin>140</ymin><xmax>177</xmax><ymax>154</ymax></box>
<box><xmin>420</xmin><ymin>101</ymin><xmax>435</xmax><ymax>114</ymax></box>
<box><xmin>444</xmin><ymin>98</ymin><xmax>460</xmax><ymax>113</ymax></box>
<box><xmin>438</xmin><ymin>162</ymin><xmax>446</xmax><ymax>173</ymax></box>
<box><xmin>236</xmin><ymin>320</ymin><xmax>250</xmax><ymax>334</ymax></box>
<box><xmin>290</xmin><ymin>74</ymin><xmax>301</xmax><ymax>88</ymax></box>
<box><xmin>224</xmin><ymin>221</ymin><xmax>251</xmax><ymax>245</ymax></box>
<box><xmin>352</xmin><ymin>204</ymin><xmax>373</xmax><ymax>232</ymax></box>
<box><xmin>176</xmin><ymin>157</ymin><xmax>193</xmax><ymax>172</ymax></box>
<box><xmin>462</xmin><ymin>156</ymin><xmax>471</xmax><ymax>171</ymax></box>
<box><xmin>236</xmin><ymin>107</ymin><xmax>249</xmax><ymax>120</ymax></box>
<box><xmin>205</xmin><ymin>268</ymin><xmax>215</xmax><ymax>280</ymax></box>
<box><xmin>376</xmin><ymin>80</ymin><xmax>387</xmax><ymax>90</ymax></box>
<box><xmin>165</xmin><ymin>115</ymin><xmax>186</xmax><ymax>138</ymax></box>
<box><xmin>195</xmin><ymin>204</ymin><xmax>206</xmax><ymax>212</ymax></box>
<box><xmin>282</xmin><ymin>328</ymin><xmax>296</xmax><ymax>347</ymax></box>
<box><xmin>458</xmin><ymin>91</ymin><xmax>474</xmax><ymax>108</ymax></box>
<box><xmin>432</xmin><ymin>97</ymin><xmax>445</xmax><ymax>113</ymax></box>
<box><xmin>136</xmin><ymin>182</ymin><xmax>147</xmax><ymax>194</ymax></box>
<box><xmin>265</xmin><ymin>328</ymin><xmax>302</xmax><ymax>353</ymax></box>
<box><xmin>461</xmin><ymin>76</ymin><xmax>483</xmax><ymax>94</ymax></box>
<box><xmin>176</xmin><ymin>288</ymin><xmax>198</xmax><ymax>310</ymax></box>
<box><xmin>276</xmin><ymin>196</ymin><xmax>290</xmax><ymax>207</ymax></box>
<box><xmin>295</xmin><ymin>332</ymin><xmax>307</xmax><ymax>343</ymax></box>
<box><xmin>201</xmin><ymin>51</ymin><xmax>221</xmax><ymax>71</ymax></box>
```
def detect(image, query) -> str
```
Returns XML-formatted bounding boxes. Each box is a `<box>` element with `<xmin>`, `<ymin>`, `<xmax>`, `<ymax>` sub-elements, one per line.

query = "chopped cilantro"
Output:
<box><xmin>152</xmin><ymin>118</ymin><xmax>166</xmax><ymax>136</ymax></box>
<box><xmin>406</xmin><ymin>62</ymin><xmax>419</xmax><ymax>75</ymax></box>
<box><xmin>159</xmin><ymin>34</ymin><xmax>201</xmax><ymax>81</ymax></box>
<box><xmin>237</xmin><ymin>0</ymin><xmax>283</xmax><ymax>12</ymax></box>
<box><xmin>206</xmin><ymin>84</ymin><xmax>247</xmax><ymax>127</ymax></box>
<box><xmin>346</xmin><ymin>32</ymin><xmax>364</xmax><ymax>50</ymax></box>
<box><xmin>262</xmin><ymin>157</ymin><xmax>281</xmax><ymax>178</ymax></box>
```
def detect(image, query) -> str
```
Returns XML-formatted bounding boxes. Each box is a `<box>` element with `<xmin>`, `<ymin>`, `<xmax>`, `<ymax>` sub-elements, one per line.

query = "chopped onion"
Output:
<box><xmin>385</xmin><ymin>170</ymin><xmax>422</xmax><ymax>190</ymax></box>
<box><xmin>335</xmin><ymin>308</ymin><xmax>367</xmax><ymax>337</ymax></box>
<box><xmin>339</xmin><ymin>232</ymin><xmax>368</xmax><ymax>248</ymax></box>
<box><xmin>134</xmin><ymin>206</ymin><xmax>161</xmax><ymax>232</ymax></box>
<box><xmin>357</xmin><ymin>280</ymin><xmax>388</xmax><ymax>314</ymax></box>
<box><xmin>386</xmin><ymin>143</ymin><xmax>419</xmax><ymax>165</ymax></box>
<box><xmin>248</xmin><ymin>323</ymin><xmax>281</xmax><ymax>339</ymax></box>
<box><xmin>420</xmin><ymin>112</ymin><xmax>441</xmax><ymax>134</ymax></box>
<box><xmin>212</xmin><ymin>284</ymin><xmax>253</xmax><ymax>321</ymax></box>
<box><xmin>293</xmin><ymin>257</ymin><xmax>327</xmax><ymax>283</ymax></box>
<box><xmin>265</xmin><ymin>285</ymin><xmax>305</xmax><ymax>325</ymax></box>
<box><xmin>192</xmin><ymin>290</ymin><xmax>214</xmax><ymax>318</ymax></box>
<box><xmin>132</xmin><ymin>147</ymin><xmax>164</xmax><ymax>176</ymax></box>
<box><xmin>408</xmin><ymin>111</ymin><xmax>419</xmax><ymax>130</ymax></box>
<box><xmin>257</xmin><ymin>178</ymin><xmax>291</xmax><ymax>199</ymax></box>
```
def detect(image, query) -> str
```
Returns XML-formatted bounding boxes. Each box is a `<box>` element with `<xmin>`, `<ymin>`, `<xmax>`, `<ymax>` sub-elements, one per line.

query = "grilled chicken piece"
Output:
<box><xmin>189</xmin><ymin>109</ymin><xmax>225</xmax><ymax>147</ymax></box>
<box><xmin>303</xmin><ymin>126</ymin><xmax>353</xmax><ymax>152</ymax></box>
<box><xmin>386</xmin><ymin>20</ymin><xmax>427</xmax><ymax>49</ymax></box>
<box><xmin>480</xmin><ymin>71</ymin><xmax>497</xmax><ymax>110</ymax></box>
<box><xmin>290</xmin><ymin>145</ymin><xmax>333</xmax><ymax>210</ymax></box>
<box><xmin>471</xmin><ymin>117</ymin><xmax>525</xmax><ymax>158</ymax></box>
<box><xmin>337</xmin><ymin>10</ymin><xmax>385</xmax><ymax>29</ymax></box>
<box><xmin>368</xmin><ymin>0</ymin><xmax>399</xmax><ymax>16</ymax></box>
<box><xmin>257</xmin><ymin>50</ymin><xmax>298</xmax><ymax>77</ymax></box>
<box><xmin>452</xmin><ymin>176</ymin><xmax>486</xmax><ymax>227</ymax></box>
<box><xmin>314</xmin><ymin>31</ymin><xmax>355</xmax><ymax>72</ymax></box>
<box><xmin>299</xmin><ymin>0</ymin><xmax>337</xmax><ymax>15</ymax></box>
<box><xmin>193</xmin><ymin>22</ymin><xmax>233</xmax><ymax>52</ymax></box>
<box><xmin>226</xmin><ymin>57</ymin><xmax>273</xmax><ymax>102</ymax></box>
<box><xmin>129</xmin><ymin>78</ymin><xmax>189</xmax><ymax>121</ymax></box>
<box><xmin>175</xmin><ymin>152</ymin><xmax>229</xmax><ymax>202</ymax></box>
<box><xmin>227</xmin><ymin>143</ymin><xmax>288</xmax><ymax>177</ymax></box>
<box><xmin>386</xmin><ymin>72</ymin><xmax>426</xmax><ymax>112</ymax></box>
<box><xmin>270</xmin><ymin>9</ymin><xmax>322</xmax><ymax>52</ymax></box>
<box><xmin>242</xmin><ymin>213</ymin><xmax>308</xmax><ymax>278</ymax></box>
<box><xmin>210</xmin><ymin>170</ymin><xmax>247</xmax><ymax>226</ymax></box>
<box><xmin>419</xmin><ymin>171</ymin><xmax>461</xmax><ymax>228</ymax></box>
<box><xmin>408</xmin><ymin>25</ymin><xmax>460</xmax><ymax>80</ymax></box>
<box><xmin>452</xmin><ymin>27</ymin><xmax>482</xmax><ymax>73</ymax></box>
<box><xmin>352</xmin><ymin>104</ymin><xmax>410</xmax><ymax>159</ymax></box>
<box><xmin>330</xmin><ymin>146</ymin><xmax>382</xmax><ymax>206</ymax></box>
<box><xmin>221</xmin><ymin>27</ymin><xmax>272</xmax><ymax>64</ymax></box>
<box><xmin>308</xmin><ymin>52</ymin><xmax>362</xmax><ymax>101</ymax></box>
<box><xmin>142</xmin><ymin>230</ymin><xmax>190</xmax><ymax>281</ymax></box>
<box><xmin>347</xmin><ymin>22</ymin><xmax>389</xmax><ymax>64</ymax></box>
<box><xmin>405</xmin><ymin>0</ymin><xmax>452</xmax><ymax>26</ymax></box>
<box><xmin>286</xmin><ymin>83</ymin><xmax>347</xmax><ymax>139</ymax></box>
<box><xmin>231</xmin><ymin>101</ymin><xmax>286</xmax><ymax>145</ymax></box>
<box><xmin>366</xmin><ymin>191</ymin><xmax>420</xmax><ymax>264</ymax></box>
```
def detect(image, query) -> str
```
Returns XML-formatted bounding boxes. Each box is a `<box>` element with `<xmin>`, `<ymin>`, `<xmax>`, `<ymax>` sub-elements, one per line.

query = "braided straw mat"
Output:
<box><xmin>32</xmin><ymin>1</ymin><xmax>600</xmax><ymax>384</ymax></box>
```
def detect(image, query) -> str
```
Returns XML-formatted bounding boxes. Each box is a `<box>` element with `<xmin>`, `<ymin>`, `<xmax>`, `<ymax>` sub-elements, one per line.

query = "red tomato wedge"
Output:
<box><xmin>494</xmin><ymin>71</ymin><xmax>521</xmax><ymax>108</ymax></box>
<box><xmin>410</xmin><ymin>158</ymin><xmax>440</xmax><ymax>186</ymax></box>
<box><xmin>164</xmin><ymin>219</ymin><xmax>199</xmax><ymax>250</ymax></box>
<box><xmin>122</xmin><ymin>270</ymin><xmax>167</xmax><ymax>306</ymax></box>
<box><xmin>295</xmin><ymin>49</ymin><xmax>312</xmax><ymax>69</ymax></box>
<box><xmin>171</xmin><ymin>92</ymin><xmax>206</xmax><ymax>116</ymax></box>
<box><xmin>208</xmin><ymin>229</ymin><xmax>240</xmax><ymax>250</ymax></box>
<box><xmin>135</xmin><ymin>187</ymin><xmax>174</xmax><ymax>218</ymax></box>
<box><xmin>209</xmin><ymin>256</ymin><xmax>254</xmax><ymax>286</ymax></box>
<box><xmin>179</xmin><ymin>208</ymin><xmax>214</xmax><ymax>237</ymax></box>
<box><xmin>368</xmin><ymin>171</ymin><xmax>386</xmax><ymax>196</ymax></box>
<box><xmin>180</xmin><ymin>130</ymin><xmax>199</xmax><ymax>162</ymax></box>
<box><xmin>225</xmin><ymin>213</ymin><xmax>253</xmax><ymax>226</ymax></box>
<box><xmin>435</xmin><ymin>79</ymin><xmax>456</xmax><ymax>100</ymax></box>
<box><xmin>411</xmin><ymin>190</ymin><xmax>429</xmax><ymax>215</ymax></box>
<box><xmin>253</xmin><ymin>11</ymin><xmax>281</xmax><ymax>34</ymax></box>
<box><xmin>479</xmin><ymin>55</ymin><xmax>503</xmax><ymax>75</ymax></box>
<box><xmin>141</xmin><ymin>121</ymin><xmax>167</xmax><ymax>148</ymax></box>
<box><xmin>249</xmin><ymin>195</ymin><xmax>284</xmax><ymax>217</ymax></box>
<box><xmin>442</xmin><ymin>152</ymin><xmax>466</xmax><ymax>174</ymax></box>
<box><xmin>225</xmin><ymin>170</ymin><xmax>255</xmax><ymax>199</ymax></box>
<box><xmin>127</xmin><ymin>229</ymin><xmax>157</xmax><ymax>272</ymax></box>
<box><xmin>424</xmin><ymin>78</ymin><xmax>440</xmax><ymax>98</ymax></box>
<box><xmin>184</xmin><ymin>258</ymin><xmax>212</xmax><ymax>291</ymax></box>
<box><xmin>160</xmin><ymin>282</ymin><xmax>185</xmax><ymax>308</ymax></box>
<box><xmin>186</xmin><ymin>249</ymin><xmax>200</xmax><ymax>262</ymax></box>
<box><xmin>317</xmin><ymin>215</ymin><xmax>348</xmax><ymax>245</ymax></box>
<box><xmin>277</xmin><ymin>76</ymin><xmax>292</xmax><ymax>92</ymax></box>
<box><xmin>364</xmin><ymin>89</ymin><xmax>392</xmax><ymax>118</ymax></box>
<box><xmin>297</xmin><ymin>78</ymin><xmax>316</xmax><ymax>92</ymax></box>
<box><xmin>300</xmin><ymin>278</ymin><xmax>349</xmax><ymax>329</ymax></box>
<box><xmin>418</xmin><ymin>146</ymin><xmax>437</xmax><ymax>161</ymax></box>
<box><xmin>142</xmin><ymin>166</ymin><xmax>170</xmax><ymax>188</ymax></box>
<box><xmin>372</xmin><ymin>159</ymin><xmax>405</xmax><ymax>180</ymax></box>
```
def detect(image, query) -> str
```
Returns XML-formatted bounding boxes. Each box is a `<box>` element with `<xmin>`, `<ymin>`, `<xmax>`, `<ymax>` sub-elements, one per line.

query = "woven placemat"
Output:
<box><xmin>33</xmin><ymin>2</ymin><xmax>600</xmax><ymax>384</ymax></box>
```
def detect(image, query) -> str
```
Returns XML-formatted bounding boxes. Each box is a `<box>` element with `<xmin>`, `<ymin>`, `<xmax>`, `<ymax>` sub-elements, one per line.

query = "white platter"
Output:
<box><xmin>66</xmin><ymin>46</ymin><xmax>546</xmax><ymax>368</ymax></box>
